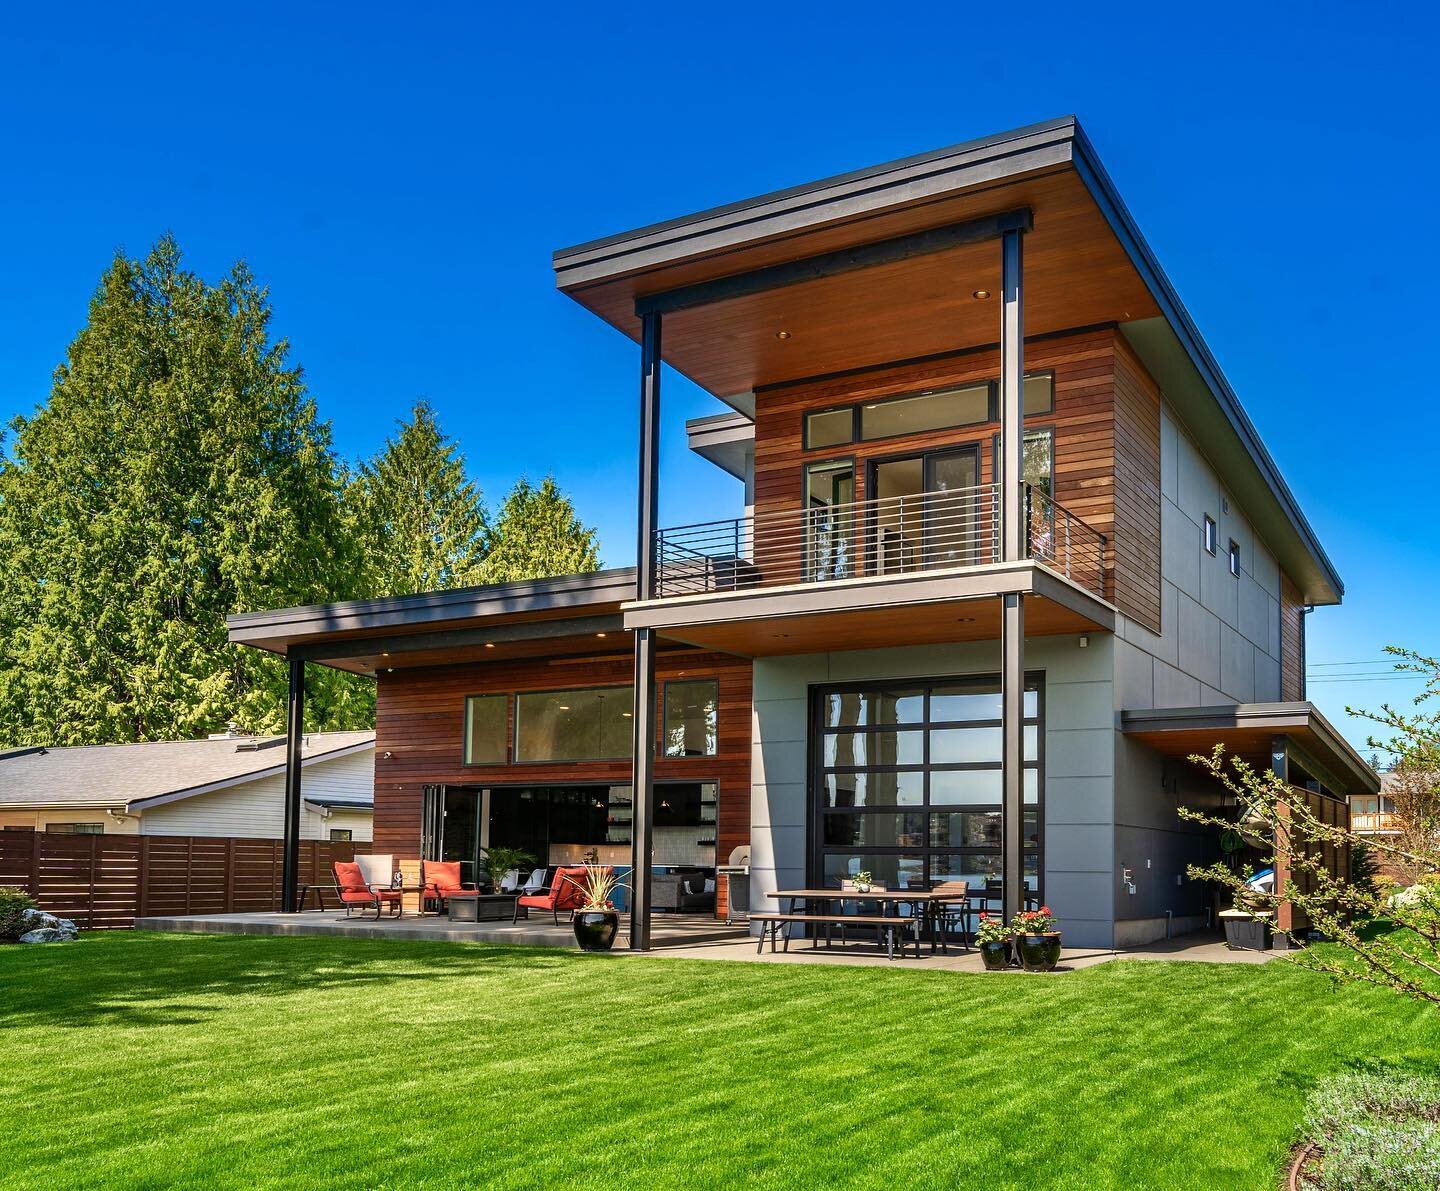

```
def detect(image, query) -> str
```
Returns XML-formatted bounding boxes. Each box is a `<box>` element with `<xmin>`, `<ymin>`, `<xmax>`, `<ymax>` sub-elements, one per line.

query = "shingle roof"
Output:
<box><xmin>0</xmin><ymin>732</ymin><xmax>374</xmax><ymax>810</ymax></box>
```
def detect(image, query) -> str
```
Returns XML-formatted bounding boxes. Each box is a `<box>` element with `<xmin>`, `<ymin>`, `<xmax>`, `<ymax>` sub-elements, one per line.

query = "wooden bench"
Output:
<box><xmin>748</xmin><ymin>911</ymin><xmax>921</xmax><ymax>960</ymax></box>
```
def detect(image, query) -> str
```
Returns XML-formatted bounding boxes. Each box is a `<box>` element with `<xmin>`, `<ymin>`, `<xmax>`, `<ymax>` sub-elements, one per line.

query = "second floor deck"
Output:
<box><xmin>654</xmin><ymin>481</ymin><xmax>1106</xmax><ymax>604</ymax></box>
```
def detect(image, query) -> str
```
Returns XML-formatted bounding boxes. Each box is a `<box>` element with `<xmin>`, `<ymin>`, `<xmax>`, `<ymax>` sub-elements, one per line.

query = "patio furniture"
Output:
<box><xmin>929</xmin><ymin>880</ymin><xmax>971</xmax><ymax>953</ymax></box>
<box><xmin>448</xmin><ymin>893</ymin><xmax>525</xmax><ymax>922</ymax></box>
<box><xmin>421</xmin><ymin>860</ymin><xmax>478</xmax><ymax>914</ymax></box>
<box><xmin>354</xmin><ymin>853</ymin><xmax>396</xmax><ymax>888</ymax></box>
<box><xmin>519</xmin><ymin>867</ymin><xmax>548</xmax><ymax>895</ymax></box>
<box><xmin>495</xmin><ymin>869</ymin><xmax>520</xmax><ymax>894</ymax></box>
<box><xmin>293</xmin><ymin>883</ymin><xmax>328</xmax><ymax>911</ymax></box>
<box><xmin>749</xmin><ymin>910</ymin><xmax>920</xmax><ymax>960</ymax></box>
<box><xmin>515</xmin><ymin>865</ymin><xmax>592</xmax><ymax>924</ymax></box>
<box><xmin>652</xmin><ymin>867</ymin><xmax>716</xmax><ymax>913</ymax></box>
<box><xmin>332</xmin><ymin>861</ymin><xmax>404</xmax><ymax>920</ymax></box>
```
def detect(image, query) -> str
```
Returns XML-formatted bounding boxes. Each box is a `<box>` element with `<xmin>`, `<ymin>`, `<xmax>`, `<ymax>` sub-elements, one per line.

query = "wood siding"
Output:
<box><xmin>752</xmin><ymin>327</ymin><xmax>1163</xmax><ymax>632</ymax></box>
<box><xmin>1280</xmin><ymin>573</ymin><xmax>1306</xmax><ymax>700</ymax></box>
<box><xmin>373</xmin><ymin>649</ymin><xmax>752</xmax><ymax>918</ymax></box>
<box><xmin>1110</xmin><ymin>336</ymin><xmax>1163</xmax><ymax>631</ymax></box>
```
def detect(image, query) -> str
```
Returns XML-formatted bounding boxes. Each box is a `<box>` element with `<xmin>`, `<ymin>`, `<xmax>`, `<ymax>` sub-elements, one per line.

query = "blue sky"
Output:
<box><xmin>1</xmin><ymin>2</ymin><xmax>1436</xmax><ymax>750</ymax></box>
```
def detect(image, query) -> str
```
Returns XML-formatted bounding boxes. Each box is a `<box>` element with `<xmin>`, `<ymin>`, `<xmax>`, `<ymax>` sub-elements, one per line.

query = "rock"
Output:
<box><xmin>18</xmin><ymin>927</ymin><xmax>77</xmax><ymax>944</ymax></box>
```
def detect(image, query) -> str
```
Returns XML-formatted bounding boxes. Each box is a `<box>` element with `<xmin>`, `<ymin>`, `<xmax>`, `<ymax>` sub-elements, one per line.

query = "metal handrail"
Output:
<box><xmin>654</xmin><ymin>481</ymin><xmax>1106</xmax><ymax>601</ymax></box>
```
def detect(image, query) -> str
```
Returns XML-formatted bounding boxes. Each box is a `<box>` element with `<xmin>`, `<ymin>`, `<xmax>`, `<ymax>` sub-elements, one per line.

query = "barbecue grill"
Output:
<box><xmin>717</xmin><ymin>845</ymin><xmax>750</xmax><ymax>924</ymax></box>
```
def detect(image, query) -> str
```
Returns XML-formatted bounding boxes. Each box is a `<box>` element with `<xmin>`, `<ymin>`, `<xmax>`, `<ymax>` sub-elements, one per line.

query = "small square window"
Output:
<box><xmin>1228</xmin><ymin>539</ymin><xmax>1241</xmax><ymax>577</ymax></box>
<box><xmin>1203</xmin><ymin>515</ymin><xmax>1217</xmax><ymax>555</ymax></box>
<box><xmin>329</xmin><ymin>828</ymin><xmax>353</xmax><ymax>843</ymax></box>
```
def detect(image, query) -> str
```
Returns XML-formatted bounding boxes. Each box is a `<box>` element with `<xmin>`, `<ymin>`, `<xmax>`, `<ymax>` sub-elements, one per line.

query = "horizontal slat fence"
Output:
<box><xmin>0</xmin><ymin>832</ymin><xmax>357</xmax><ymax>930</ymax></box>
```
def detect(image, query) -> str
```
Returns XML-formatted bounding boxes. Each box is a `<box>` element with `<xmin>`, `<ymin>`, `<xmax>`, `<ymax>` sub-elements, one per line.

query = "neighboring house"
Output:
<box><xmin>0</xmin><ymin>731</ymin><xmax>374</xmax><ymax>841</ymax></box>
<box><xmin>228</xmin><ymin>116</ymin><xmax>1376</xmax><ymax>948</ymax></box>
<box><xmin>1350</xmin><ymin>776</ymin><xmax>1400</xmax><ymax>839</ymax></box>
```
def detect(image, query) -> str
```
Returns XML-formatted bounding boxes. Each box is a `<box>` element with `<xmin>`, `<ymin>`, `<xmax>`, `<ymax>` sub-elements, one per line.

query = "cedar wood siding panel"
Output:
<box><xmin>373</xmin><ymin>650</ymin><xmax>751</xmax><ymax>917</ymax></box>
<box><xmin>753</xmin><ymin>327</ymin><xmax>1162</xmax><ymax>630</ymax></box>
<box><xmin>1280</xmin><ymin>574</ymin><xmax>1306</xmax><ymax>701</ymax></box>
<box><xmin>1110</xmin><ymin>336</ymin><xmax>1163</xmax><ymax>633</ymax></box>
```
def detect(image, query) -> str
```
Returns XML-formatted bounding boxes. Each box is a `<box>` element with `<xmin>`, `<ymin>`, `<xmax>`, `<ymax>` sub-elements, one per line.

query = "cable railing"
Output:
<box><xmin>653</xmin><ymin>482</ymin><xmax>1107</xmax><ymax>602</ymax></box>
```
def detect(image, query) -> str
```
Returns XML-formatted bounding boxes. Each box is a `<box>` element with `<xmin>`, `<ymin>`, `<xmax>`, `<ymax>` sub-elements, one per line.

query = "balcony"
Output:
<box><xmin>655</xmin><ymin>483</ymin><xmax>1106</xmax><ymax>602</ymax></box>
<box><xmin>627</xmin><ymin>483</ymin><xmax>1113</xmax><ymax>657</ymax></box>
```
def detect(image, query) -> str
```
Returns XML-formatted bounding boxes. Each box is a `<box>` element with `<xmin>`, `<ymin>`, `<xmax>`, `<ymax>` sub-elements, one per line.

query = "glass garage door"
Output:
<box><xmin>811</xmin><ymin>675</ymin><xmax>1042</xmax><ymax>901</ymax></box>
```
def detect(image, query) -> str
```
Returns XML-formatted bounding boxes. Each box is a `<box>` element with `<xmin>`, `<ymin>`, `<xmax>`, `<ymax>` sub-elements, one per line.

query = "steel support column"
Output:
<box><xmin>630</xmin><ymin>311</ymin><xmax>662</xmax><ymax>951</ymax></box>
<box><xmin>281</xmin><ymin>656</ymin><xmax>305</xmax><ymax>913</ymax></box>
<box><xmin>998</xmin><ymin>226</ymin><xmax>1027</xmax><ymax>924</ymax></box>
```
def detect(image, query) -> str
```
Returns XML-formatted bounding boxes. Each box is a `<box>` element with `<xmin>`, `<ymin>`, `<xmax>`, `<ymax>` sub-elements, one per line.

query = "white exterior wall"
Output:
<box><xmin>1115</xmin><ymin>399</ymin><xmax>1283</xmax><ymax>713</ymax></box>
<box><xmin>750</xmin><ymin>635</ymin><xmax>1118</xmax><ymax>949</ymax></box>
<box><xmin>138</xmin><ymin>749</ymin><xmax>374</xmax><ymax>840</ymax></box>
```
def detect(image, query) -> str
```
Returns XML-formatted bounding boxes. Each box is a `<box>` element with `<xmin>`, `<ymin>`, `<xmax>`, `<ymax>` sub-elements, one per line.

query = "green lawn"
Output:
<box><xmin>1</xmin><ymin>934</ymin><xmax>1437</xmax><ymax>1189</ymax></box>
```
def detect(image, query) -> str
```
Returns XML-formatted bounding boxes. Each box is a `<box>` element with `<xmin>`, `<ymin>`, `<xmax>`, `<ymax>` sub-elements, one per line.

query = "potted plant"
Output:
<box><xmin>974</xmin><ymin>913</ymin><xmax>1014</xmax><ymax>970</ymax></box>
<box><xmin>851</xmin><ymin>870</ymin><xmax>874</xmax><ymax>893</ymax></box>
<box><xmin>480</xmin><ymin>846</ymin><xmax>534</xmax><ymax>892</ymax></box>
<box><xmin>1010</xmin><ymin>906</ymin><xmax>1061</xmax><ymax>972</ymax></box>
<box><xmin>568</xmin><ymin>865</ymin><xmax>629</xmax><ymax>952</ymax></box>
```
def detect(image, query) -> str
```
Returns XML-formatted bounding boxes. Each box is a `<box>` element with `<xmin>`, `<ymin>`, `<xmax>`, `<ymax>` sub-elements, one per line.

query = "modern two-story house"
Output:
<box><xmin>229</xmin><ymin>117</ymin><xmax>1377</xmax><ymax>950</ymax></box>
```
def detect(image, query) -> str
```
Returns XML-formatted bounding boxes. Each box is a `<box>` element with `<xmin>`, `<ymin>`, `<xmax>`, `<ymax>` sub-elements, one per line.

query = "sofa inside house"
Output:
<box><xmin>651</xmin><ymin>866</ymin><xmax>716</xmax><ymax>913</ymax></box>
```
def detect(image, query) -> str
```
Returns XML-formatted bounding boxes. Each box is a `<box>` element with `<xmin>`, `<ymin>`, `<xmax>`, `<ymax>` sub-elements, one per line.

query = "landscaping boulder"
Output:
<box><xmin>16</xmin><ymin>908</ymin><xmax>78</xmax><ymax>943</ymax></box>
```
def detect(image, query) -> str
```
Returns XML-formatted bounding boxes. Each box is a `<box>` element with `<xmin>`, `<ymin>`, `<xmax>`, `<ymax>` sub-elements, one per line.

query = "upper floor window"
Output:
<box><xmin>329</xmin><ymin>828</ymin><xmax>353</xmax><ymax>842</ymax></box>
<box><xmin>663</xmin><ymin>679</ymin><xmax>719</xmax><ymax>757</ymax></box>
<box><xmin>46</xmin><ymin>822</ymin><xmax>103</xmax><ymax>834</ymax></box>
<box><xmin>804</xmin><ymin>407</ymin><xmax>856</xmax><ymax>449</ymax></box>
<box><xmin>1203</xmin><ymin>515</ymin><xmax>1218</xmax><ymax>555</ymax></box>
<box><xmin>1228</xmin><ymin>539</ymin><xmax>1241</xmax><ymax>577</ymax></box>
<box><xmin>514</xmin><ymin>686</ymin><xmax>634</xmax><ymax>762</ymax></box>
<box><xmin>802</xmin><ymin>372</ymin><xmax>1054</xmax><ymax>450</ymax></box>
<box><xmin>860</xmin><ymin>384</ymin><xmax>990</xmax><ymax>441</ymax></box>
<box><xmin>463</xmin><ymin>694</ymin><xmax>509</xmax><ymax>765</ymax></box>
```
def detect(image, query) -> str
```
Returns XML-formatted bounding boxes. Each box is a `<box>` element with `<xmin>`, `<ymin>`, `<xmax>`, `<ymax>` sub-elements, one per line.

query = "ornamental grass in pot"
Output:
<box><xmin>974</xmin><ymin>914</ymin><xmax>1014</xmax><ymax>970</ymax></box>
<box><xmin>567</xmin><ymin>865</ymin><xmax>628</xmax><ymax>952</ymax></box>
<box><xmin>1011</xmin><ymin>907</ymin><xmax>1061</xmax><ymax>971</ymax></box>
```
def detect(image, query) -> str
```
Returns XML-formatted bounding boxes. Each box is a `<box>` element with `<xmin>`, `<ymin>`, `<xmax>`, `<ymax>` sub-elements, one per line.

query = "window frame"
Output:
<box><xmin>329</xmin><ymin>828</ymin><xmax>353</xmax><ymax>843</ymax></box>
<box><xmin>798</xmin><ymin>370</ymin><xmax>1055</xmax><ymax>452</ymax></box>
<box><xmin>512</xmin><ymin>684</ymin><xmax>636</xmax><ymax>764</ymax></box>
<box><xmin>661</xmin><ymin>678</ymin><xmax>720</xmax><ymax>758</ymax></box>
<box><xmin>808</xmin><ymin>672</ymin><xmax>1045</xmax><ymax>898</ymax></box>
<box><xmin>1228</xmin><ymin>538</ymin><xmax>1241</xmax><ymax>577</ymax></box>
<box><xmin>462</xmin><ymin>693</ymin><xmax>511</xmax><ymax>766</ymax></box>
<box><xmin>45</xmin><ymin>822</ymin><xmax>103</xmax><ymax>835</ymax></box>
<box><xmin>1203</xmin><ymin>515</ymin><xmax>1218</xmax><ymax>555</ymax></box>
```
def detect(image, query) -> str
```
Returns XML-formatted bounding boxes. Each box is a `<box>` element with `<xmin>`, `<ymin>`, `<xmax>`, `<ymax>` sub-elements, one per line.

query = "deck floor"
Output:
<box><xmin>134</xmin><ymin>911</ymin><xmax>1276</xmax><ymax>971</ymax></box>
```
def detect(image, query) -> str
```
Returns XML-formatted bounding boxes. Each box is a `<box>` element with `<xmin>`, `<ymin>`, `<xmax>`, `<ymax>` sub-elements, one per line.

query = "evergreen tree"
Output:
<box><xmin>479</xmin><ymin>476</ymin><xmax>601</xmax><ymax>584</ymax></box>
<box><xmin>348</xmin><ymin>400</ymin><xmax>488</xmax><ymax>596</ymax></box>
<box><xmin>0</xmin><ymin>236</ymin><xmax>370</xmax><ymax>747</ymax></box>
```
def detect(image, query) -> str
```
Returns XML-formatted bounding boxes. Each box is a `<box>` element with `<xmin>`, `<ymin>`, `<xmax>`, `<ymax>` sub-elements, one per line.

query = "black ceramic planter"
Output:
<box><xmin>573</xmin><ymin>910</ymin><xmax>619</xmax><ymax>951</ymax></box>
<box><xmin>979</xmin><ymin>940</ymin><xmax>1011</xmax><ymax>971</ymax></box>
<box><xmin>1017</xmin><ymin>932</ymin><xmax>1062</xmax><ymax>972</ymax></box>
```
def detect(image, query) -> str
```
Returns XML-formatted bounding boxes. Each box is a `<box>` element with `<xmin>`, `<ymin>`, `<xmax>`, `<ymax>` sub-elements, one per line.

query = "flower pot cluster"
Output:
<box><xmin>974</xmin><ymin>906</ymin><xmax>1061</xmax><ymax>972</ymax></box>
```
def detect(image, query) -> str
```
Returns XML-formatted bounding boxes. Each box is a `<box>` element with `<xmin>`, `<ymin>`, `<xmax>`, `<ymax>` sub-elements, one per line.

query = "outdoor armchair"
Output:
<box><xmin>421</xmin><ymin>860</ymin><xmax>477</xmax><ymax>913</ymax></box>
<box><xmin>519</xmin><ymin>867</ymin><xmax>547</xmax><ymax>895</ymax></box>
<box><xmin>515</xmin><ymin>865</ymin><xmax>594</xmax><ymax>924</ymax></box>
<box><xmin>332</xmin><ymin>861</ymin><xmax>403</xmax><ymax>920</ymax></box>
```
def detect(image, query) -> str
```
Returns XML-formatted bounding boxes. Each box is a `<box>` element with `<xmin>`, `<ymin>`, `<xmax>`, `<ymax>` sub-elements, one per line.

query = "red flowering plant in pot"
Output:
<box><xmin>974</xmin><ymin>913</ymin><xmax>1015</xmax><ymax>971</ymax></box>
<box><xmin>1009</xmin><ymin>906</ymin><xmax>1061</xmax><ymax>972</ymax></box>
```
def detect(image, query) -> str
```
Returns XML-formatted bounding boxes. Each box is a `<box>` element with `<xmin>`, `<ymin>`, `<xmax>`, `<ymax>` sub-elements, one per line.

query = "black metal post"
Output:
<box><xmin>630</xmin><ymin>311</ymin><xmax>662</xmax><ymax>951</ymax></box>
<box><xmin>281</xmin><ymin>656</ymin><xmax>305</xmax><ymax>913</ymax></box>
<box><xmin>998</xmin><ymin>226</ymin><xmax>1027</xmax><ymax>925</ymax></box>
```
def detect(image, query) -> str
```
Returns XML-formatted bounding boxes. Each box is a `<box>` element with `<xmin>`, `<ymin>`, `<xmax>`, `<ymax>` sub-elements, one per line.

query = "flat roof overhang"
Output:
<box><xmin>623</xmin><ymin>561</ymin><xmax>1113</xmax><ymax>657</ymax></box>
<box><xmin>553</xmin><ymin>116</ymin><xmax>1342</xmax><ymax>607</ymax></box>
<box><xmin>1121</xmin><ymin>702</ymin><xmax>1380</xmax><ymax>796</ymax></box>
<box><xmin>686</xmin><ymin>411</ymin><xmax>753</xmax><ymax>481</ymax></box>
<box><xmin>226</xmin><ymin>569</ymin><xmax>640</xmax><ymax>675</ymax></box>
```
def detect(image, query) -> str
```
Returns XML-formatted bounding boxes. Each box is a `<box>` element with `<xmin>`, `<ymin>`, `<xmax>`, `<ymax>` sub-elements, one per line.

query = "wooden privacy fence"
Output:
<box><xmin>0</xmin><ymin>832</ymin><xmax>358</xmax><ymax>930</ymax></box>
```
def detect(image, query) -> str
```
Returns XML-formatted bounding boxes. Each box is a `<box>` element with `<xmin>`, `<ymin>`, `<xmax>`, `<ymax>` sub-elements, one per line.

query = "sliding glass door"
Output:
<box><xmin>869</xmin><ymin>445</ymin><xmax>980</xmax><ymax>573</ymax></box>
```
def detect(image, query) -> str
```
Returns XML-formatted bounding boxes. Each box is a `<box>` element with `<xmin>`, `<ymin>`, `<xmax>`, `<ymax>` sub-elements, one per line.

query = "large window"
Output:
<box><xmin>514</xmin><ymin>686</ymin><xmax>635</xmax><ymax>762</ymax></box>
<box><xmin>804</xmin><ymin>459</ymin><xmax>855</xmax><ymax>581</ymax></box>
<box><xmin>464</xmin><ymin>694</ymin><xmax>509</xmax><ymax>765</ymax></box>
<box><xmin>812</xmin><ymin>676</ymin><xmax>1042</xmax><ymax>897</ymax></box>
<box><xmin>801</xmin><ymin>372</ymin><xmax>1054</xmax><ymax>451</ymax></box>
<box><xmin>663</xmin><ymin>680</ymin><xmax>718</xmax><ymax>757</ymax></box>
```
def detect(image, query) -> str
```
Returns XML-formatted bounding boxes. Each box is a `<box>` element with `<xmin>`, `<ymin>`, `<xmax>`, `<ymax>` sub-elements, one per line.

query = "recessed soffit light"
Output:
<box><xmin>972</xmin><ymin>289</ymin><xmax>991</xmax><ymax>300</ymax></box>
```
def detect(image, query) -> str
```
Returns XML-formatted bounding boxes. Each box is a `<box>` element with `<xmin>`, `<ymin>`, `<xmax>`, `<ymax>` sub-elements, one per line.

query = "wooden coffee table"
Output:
<box><xmin>447</xmin><ymin>894</ymin><xmax>525</xmax><ymax>922</ymax></box>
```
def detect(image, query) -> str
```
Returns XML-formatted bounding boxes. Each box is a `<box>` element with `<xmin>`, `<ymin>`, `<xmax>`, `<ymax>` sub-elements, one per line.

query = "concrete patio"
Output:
<box><xmin>135</xmin><ymin>910</ymin><xmax>1278</xmax><ymax>971</ymax></box>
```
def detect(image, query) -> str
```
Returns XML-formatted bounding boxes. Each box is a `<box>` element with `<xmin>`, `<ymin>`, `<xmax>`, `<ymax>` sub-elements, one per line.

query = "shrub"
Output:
<box><xmin>0</xmin><ymin>886</ymin><xmax>38</xmax><ymax>941</ymax></box>
<box><xmin>1302</xmin><ymin>1071</ymin><xmax>1440</xmax><ymax>1190</ymax></box>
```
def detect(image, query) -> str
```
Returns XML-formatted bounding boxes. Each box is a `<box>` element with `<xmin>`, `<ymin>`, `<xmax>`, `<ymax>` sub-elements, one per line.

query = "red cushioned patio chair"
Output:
<box><xmin>333</xmin><ymin>860</ymin><xmax>403</xmax><ymax>920</ymax></box>
<box><xmin>421</xmin><ymin>859</ymin><xmax>478</xmax><ymax>914</ymax></box>
<box><xmin>514</xmin><ymin>865</ymin><xmax>593</xmax><ymax>924</ymax></box>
